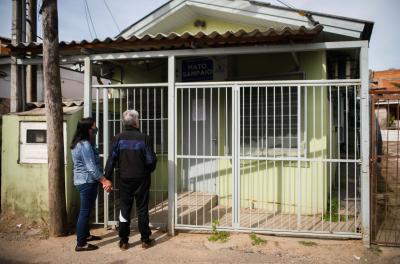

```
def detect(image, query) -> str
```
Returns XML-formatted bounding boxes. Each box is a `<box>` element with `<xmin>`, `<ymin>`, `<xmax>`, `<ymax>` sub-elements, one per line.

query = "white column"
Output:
<box><xmin>167</xmin><ymin>55</ymin><xmax>176</xmax><ymax>236</ymax></box>
<box><xmin>360</xmin><ymin>42</ymin><xmax>370</xmax><ymax>247</ymax></box>
<box><xmin>84</xmin><ymin>57</ymin><xmax>92</xmax><ymax>117</ymax></box>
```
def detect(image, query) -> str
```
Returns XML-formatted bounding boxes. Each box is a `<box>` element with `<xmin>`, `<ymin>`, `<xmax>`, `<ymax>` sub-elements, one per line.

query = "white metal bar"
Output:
<box><xmin>154</xmin><ymin>88</ymin><xmax>158</xmax><ymax>219</ymax></box>
<box><xmin>297</xmin><ymin>85</ymin><xmax>301</xmax><ymax>230</ymax></box>
<box><xmin>241</xmin><ymin>87</ymin><xmax>245</xmax><ymax>226</ymax></box>
<box><xmin>183</xmin><ymin>150</ymin><xmax>359</xmax><ymax>164</ymax></box>
<box><xmin>236</xmin><ymin>85</ymin><xmax>241</xmax><ymax>227</ymax></box>
<box><xmin>281</xmin><ymin>86</ymin><xmax>284</xmax><ymax>229</ymax></box>
<box><xmin>188</xmin><ymin>88</ymin><xmax>191</xmax><ymax>226</ymax></box>
<box><xmin>225</xmin><ymin>87</ymin><xmax>229</xmax><ymax>226</ymax></box>
<box><xmin>337</xmin><ymin>86</ymin><xmax>341</xmax><ymax>226</ymax></box>
<box><xmin>92</xmin><ymin>83</ymin><xmax>168</xmax><ymax>88</ymax></box>
<box><xmin>233</xmin><ymin>85</ymin><xmax>237</xmax><ymax>227</ymax></box>
<box><xmin>257</xmin><ymin>86</ymin><xmax>260</xmax><ymax>228</ymax></box>
<box><xmin>210</xmin><ymin>88</ymin><xmax>213</xmax><ymax>225</ymax></box>
<box><xmin>102</xmin><ymin>88</ymin><xmax>109</xmax><ymax>228</ymax></box>
<box><xmin>83</xmin><ymin>57</ymin><xmax>92</xmax><ymax>117</ymax></box>
<box><xmin>195</xmin><ymin>87</ymin><xmax>198</xmax><ymax>226</ymax></box>
<box><xmin>273</xmin><ymin>86</ymin><xmax>276</xmax><ymax>227</ymax></box>
<box><xmin>202</xmin><ymin>87</ymin><xmax>206</xmax><ymax>225</ymax></box>
<box><xmin>238</xmin><ymin>157</ymin><xmax>361</xmax><ymax>162</ymax></box>
<box><xmin>167</xmin><ymin>55</ymin><xmax>175</xmax><ymax>236</ymax></box>
<box><xmin>176</xmin><ymin>80</ymin><xmax>361</xmax><ymax>88</ymax></box>
<box><xmin>113</xmin><ymin>90</ymin><xmax>116</xmax><ymax>221</ymax></box>
<box><xmin>140</xmin><ymin>89</ymin><xmax>143</xmax><ymax>129</ymax></box>
<box><xmin>126</xmin><ymin>89</ymin><xmax>129</xmax><ymax>109</ymax></box>
<box><xmin>95</xmin><ymin>88</ymin><xmax>99</xmax><ymax>224</ymax></box>
<box><xmin>161</xmin><ymin>87</ymin><xmax>165</xmax><ymax>218</ymax></box>
<box><xmin>354</xmin><ymin>85</ymin><xmax>357</xmax><ymax>233</ymax></box>
<box><xmin>265</xmin><ymin>86</ymin><xmax>269</xmax><ymax>227</ymax></box>
<box><xmin>249</xmin><ymin>86</ymin><xmax>253</xmax><ymax>227</ymax></box>
<box><xmin>312</xmin><ymin>86</ymin><xmax>316</xmax><ymax>229</ymax></box>
<box><xmin>346</xmin><ymin>86</ymin><xmax>349</xmax><ymax>229</ymax></box>
<box><xmin>133</xmin><ymin>88</ymin><xmax>136</xmax><ymax>109</ymax></box>
<box><xmin>120</xmin><ymin>89</ymin><xmax>122</xmax><ymax>132</ymax></box>
<box><xmin>304</xmin><ymin>87</ymin><xmax>308</xmax><ymax>158</ymax></box>
<box><xmin>299</xmin><ymin>86</ymin><xmax>305</xmax><ymax>230</ymax></box>
<box><xmin>217</xmin><ymin>87</ymin><xmax>220</xmax><ymax>223</ymax></box>
<box><xmin>321</xmin><ymin>85</ymin><xmax>325</xmax><ymax>231</ymax></box>
<box><xmin>329</xmin><ymin>85</ymin><xmax>333</xmax><ymax>232</ymax></box>
<box><xmin>180</xmin><ymin>88</ymin><xmax>183</xmax><ymax>225</ymax></box>
<box><xmin>288</xmin><ymin>86</ymin><xmax>292</xmax><ymax>229</ymax></box>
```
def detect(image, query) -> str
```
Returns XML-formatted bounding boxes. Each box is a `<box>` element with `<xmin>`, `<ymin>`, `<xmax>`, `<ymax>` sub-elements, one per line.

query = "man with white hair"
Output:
<box><xmin>104</xmin><ymin>109</ymin><xmax>157</xmax><ymax>250</ymax></box>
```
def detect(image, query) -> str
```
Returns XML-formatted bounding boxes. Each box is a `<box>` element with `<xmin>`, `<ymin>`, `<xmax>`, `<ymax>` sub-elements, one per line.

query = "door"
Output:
<box><xmin>176</xmin><ymin>85</ymin><xmax>234</xmax><ymax>227</ymax></box>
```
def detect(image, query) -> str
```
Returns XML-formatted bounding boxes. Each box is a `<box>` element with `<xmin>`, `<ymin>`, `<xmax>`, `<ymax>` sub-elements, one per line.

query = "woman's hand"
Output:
<box><xmin>99</xmin><ymin>176</ymin><xmax>113</xmax><ymax>193</ymax></box>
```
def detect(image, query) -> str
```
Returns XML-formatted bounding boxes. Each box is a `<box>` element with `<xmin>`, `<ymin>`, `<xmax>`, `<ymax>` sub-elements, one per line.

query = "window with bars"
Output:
<box><xmin>240</xmin><ymin>86</ymin><xmax>299</xmax><ymax>156</ymax></box>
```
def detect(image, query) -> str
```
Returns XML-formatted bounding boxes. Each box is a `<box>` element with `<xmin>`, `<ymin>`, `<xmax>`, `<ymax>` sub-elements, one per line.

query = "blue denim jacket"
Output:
<box><xmin>71</xmin><ymin>140</ymin><xmax>103</xmax><ymax>185</ymax></box>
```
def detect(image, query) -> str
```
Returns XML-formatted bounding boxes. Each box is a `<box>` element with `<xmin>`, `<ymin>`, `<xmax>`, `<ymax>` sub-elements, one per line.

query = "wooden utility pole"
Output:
<box><xmin>41</xmin><ymin>0</ymin><xmax>67</xmax><ymax>236</ymax></box>
<box><xmin>27</xmin><ymin>0</ymin><xmax>37</xmax><ymax>102</ymax></box>
<box><xmin>11</xmin><ymin>0</ymin><xmax>22</xmax><ymax>112</ymax></box>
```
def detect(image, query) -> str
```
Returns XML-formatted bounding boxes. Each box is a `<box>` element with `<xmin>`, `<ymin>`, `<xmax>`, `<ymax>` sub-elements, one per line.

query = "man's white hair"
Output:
<box><xmin>123</xmin><ymin>109</ymin><xmax>139</xmax><ymax>127</ymax></box>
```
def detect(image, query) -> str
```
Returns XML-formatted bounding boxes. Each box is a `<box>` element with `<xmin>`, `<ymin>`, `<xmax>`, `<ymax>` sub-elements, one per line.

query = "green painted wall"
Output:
<box><xmin>217</xmin><ymin>51</ymin><xmax>330</xmax><ymax>215</ymax></box>
<box><xmin>113</xmin><ymin>63</ymin><xmax>166</xmax><ymax>84</ymax></box>
<box><xmin>110</xmin><ymin>1</ymin><xmax>335</xmax><ymax>215</ymax></box>
<box><xmin>1</xmin><ymin>109</ymin><xmax>82</xmax><ymax>223</ymax></box>
<box><xmin>114</xmin><ymin>50</ymin><xmax>331</xmax><ymax>215</ymax></box>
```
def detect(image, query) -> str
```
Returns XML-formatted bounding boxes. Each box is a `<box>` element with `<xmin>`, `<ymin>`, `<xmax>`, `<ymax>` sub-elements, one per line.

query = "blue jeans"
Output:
<box><xmin>76</xmin><ymin>183</ymin><xmax>98</xmax><ymax>247</ymax></box>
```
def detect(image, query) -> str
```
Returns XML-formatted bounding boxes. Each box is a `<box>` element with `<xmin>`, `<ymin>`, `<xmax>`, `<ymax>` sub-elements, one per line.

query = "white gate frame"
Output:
<box><xmin>19</xmin><ymin>40</ymin><xmax>368</xmax><ymax>245</ymax></box>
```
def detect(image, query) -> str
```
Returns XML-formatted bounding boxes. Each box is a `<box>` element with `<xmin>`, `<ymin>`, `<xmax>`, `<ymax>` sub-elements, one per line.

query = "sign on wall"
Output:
<box><xmin>182</xmin><ymin>58</ymin><xmax>214</xmax><ymax>82</ymax></box>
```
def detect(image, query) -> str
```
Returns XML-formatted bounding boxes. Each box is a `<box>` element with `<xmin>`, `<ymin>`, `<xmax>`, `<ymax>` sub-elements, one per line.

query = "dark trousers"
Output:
<box><xmin>119</xmin><ymin>177</ymin><xmax>152</xmax><ymax>243</ymax></box>
<box><xmin>75</xmin><ymin>183</ymin><xmax>98</xmax><ymax>247</ymax></box>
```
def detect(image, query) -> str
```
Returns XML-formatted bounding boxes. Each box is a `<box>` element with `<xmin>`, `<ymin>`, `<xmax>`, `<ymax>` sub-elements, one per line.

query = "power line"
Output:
<box><xmin>83</xmin><ymin>0</ymin><xmax>94</xmax><ymax>39</ymax></box>
<box><xmin>83</xmin><ymin>0</ymin><xmax>98</xmax><ymax>38</ymax></box>
<box><xmin>276</xmin><ymin>0</ymin><xmax>296</xmax><ymax>10</ymax></box>
<box><xmin>103</xmin><ymin>0</ymin><xmax>121</xmax><ymax>33</ymax></box>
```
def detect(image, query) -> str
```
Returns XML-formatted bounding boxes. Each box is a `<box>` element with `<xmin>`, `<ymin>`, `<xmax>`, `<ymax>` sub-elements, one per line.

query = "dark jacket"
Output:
<box><xmin>104</xmin><ymin>126</ymin><xmax>157</xmax><ymax>180</ymax></box>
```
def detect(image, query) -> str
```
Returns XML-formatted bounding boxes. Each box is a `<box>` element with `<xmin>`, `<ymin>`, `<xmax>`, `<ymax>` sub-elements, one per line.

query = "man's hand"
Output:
<box><xmin>99</xmin><ymin>176</ymin><xmax>113</xmax><ymax>193</ymax></box>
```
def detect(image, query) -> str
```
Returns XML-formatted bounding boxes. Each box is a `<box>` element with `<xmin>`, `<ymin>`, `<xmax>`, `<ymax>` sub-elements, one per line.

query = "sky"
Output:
<box><xmin>0</xmin><ymin>0</ymin><xmax>399</xmax><ymax>71</ymax></box>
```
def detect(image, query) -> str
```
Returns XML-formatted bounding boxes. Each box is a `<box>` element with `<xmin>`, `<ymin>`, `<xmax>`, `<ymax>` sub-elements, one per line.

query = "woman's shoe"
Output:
<box><xmin>86</xmin><ymin>235</ymin><xmax>102</xmax><ymax>241</ymax></box>
<box><xmin>75</xmin><ymin>243</ymin><xmax>99</xmax><ymax>252</ymax></box>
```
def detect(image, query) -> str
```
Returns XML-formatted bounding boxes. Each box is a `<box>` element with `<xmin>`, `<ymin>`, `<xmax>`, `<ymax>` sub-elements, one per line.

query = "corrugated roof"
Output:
<box><xmin>14</xmin><ymin>105</ymin><xmax>83</xmax><ymax>116</ymax></box>
<box><xmin>8</xmin><ymin>26</ymin><xmax>323</xmax><ymax>56</ymax></box>
<box><xmin>26</xmin><ymin>100</ymin><xmax>84</xmax><ymax>108</ymax></box>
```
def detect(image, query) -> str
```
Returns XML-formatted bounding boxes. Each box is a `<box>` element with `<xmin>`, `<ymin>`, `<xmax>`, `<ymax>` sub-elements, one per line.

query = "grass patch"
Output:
<box><xmin>208</xmin><ymin>220</ymin><xmax>230</xmax><ymax>243</ymax></box>
<box><xmin>323</xmin><ymin>197</ymin><xmax>346</xmax><ymax>222</ymax></box>
<box><xmin>249</xmin><ymin>232</ymin><xmax>267</xmax><ymax>246</ymax></box>
<box><xmin>298</xmin><ymin>241</ymin><xmax>318</xmax><ymax>246</ymax></box>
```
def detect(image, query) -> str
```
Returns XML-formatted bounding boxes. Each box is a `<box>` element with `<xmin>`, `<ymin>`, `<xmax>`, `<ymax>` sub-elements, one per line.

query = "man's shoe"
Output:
<box><xmin>86</xmin><ymin>235</ymin><xmax>102</xmax><ymax>241</ymax></box>
<box><xmin>119</xmin><ymin>240</ymin><xmax>129</xmax><ymax>251</ymax></box>
<box><xmin>141</xmin><ymin>238</ymin><xmax>155</xmax><ymax>249</ymax></box>
<box><xmin>75</xmin><ymin>243</ymin><xmax>99</xmax><ymax>252</ymax></box>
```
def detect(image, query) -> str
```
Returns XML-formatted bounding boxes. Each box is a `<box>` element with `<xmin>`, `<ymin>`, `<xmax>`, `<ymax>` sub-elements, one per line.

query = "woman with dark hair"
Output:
<box><xmin>71</xmin><ymin>117</ymin><xmax>112</xmax><ymax>251</ymax></box>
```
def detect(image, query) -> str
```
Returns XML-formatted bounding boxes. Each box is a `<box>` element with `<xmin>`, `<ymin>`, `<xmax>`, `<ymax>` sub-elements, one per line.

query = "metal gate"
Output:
<box><xmin>175</xmin><ymin>80</ymin><xmax>363</xmax><ymax>238</ymax></box>
<box><xmin>93</xmin><ymin>84</ymin><xmax>169</xmax><ymax>229</ymax></box>
<box><xmin>371</xmin><ymin>92</ymin><xmax>400</xmax><ymax>246</ymax></box>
